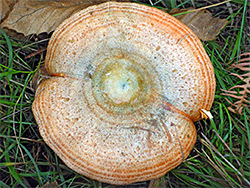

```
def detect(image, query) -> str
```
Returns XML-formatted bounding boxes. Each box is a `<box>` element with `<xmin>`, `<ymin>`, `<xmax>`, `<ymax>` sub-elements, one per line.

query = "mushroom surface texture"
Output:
<box><xmin>32</xmin><ymin>1</ymin><xmax>216</xmax><ymax>185</ymax></box>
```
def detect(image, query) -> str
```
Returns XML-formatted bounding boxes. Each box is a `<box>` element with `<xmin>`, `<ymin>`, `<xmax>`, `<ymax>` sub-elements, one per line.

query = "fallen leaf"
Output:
<box><xmin>31</xmin><ymin>63</ymin><xmax>49</xmax><ymax>91</ymax></box>
<box><xmin>0</xmin><ymin>0</ymin><xmax>16</xmax><ymax>22</ymax></box>
<box><xmin>1</xmin><ymin>0</ymin><xmax>130</xmax><ymax>36</ymax></box>
<box><xmin>221</xmin><ymin>52</ymin><xmax>250</xmax><ymax>117</ymax></box>
<box><xmin>37</xmin><ymin>181</ymin><xmax>60</xmax><ymax>188</ymax></box>
<box><xmin>148</xmin><ymin>176</ymin><xmax>167</xmax><ymax>188</ymax></box>
<box><xmin>171</xmin><ymin>8</ymin><xmax>228</xmax><ymax>41</ymax></box>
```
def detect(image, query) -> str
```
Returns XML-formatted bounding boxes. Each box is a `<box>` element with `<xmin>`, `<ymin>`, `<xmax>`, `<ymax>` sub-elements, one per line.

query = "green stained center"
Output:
<box><xmin>92</xmin><ymin>54</ymin><xmax>152</xmax><ymax>114</ymax></box>
<box><xmin>103</xmin><ymin>62</ymin><xmax>139</xmax><ymax>104</ymax></box>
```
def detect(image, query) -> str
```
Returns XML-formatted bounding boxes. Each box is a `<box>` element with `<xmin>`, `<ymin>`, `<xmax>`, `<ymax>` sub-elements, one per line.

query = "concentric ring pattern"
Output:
<box><xmin>32</xmin><ymin>2</ymin><xmax>216</xmax><ymax>185</ymax></box>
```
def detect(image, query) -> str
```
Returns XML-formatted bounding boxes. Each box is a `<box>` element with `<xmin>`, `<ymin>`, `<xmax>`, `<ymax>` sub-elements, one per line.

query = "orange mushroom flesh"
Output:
<box><xmin>32</xmin><ymin>2</ymin><xmax>216</xmax><ymax>185</ymax></box>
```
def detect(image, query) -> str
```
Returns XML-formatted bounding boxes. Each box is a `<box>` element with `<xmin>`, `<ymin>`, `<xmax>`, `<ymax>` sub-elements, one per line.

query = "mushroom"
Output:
<box><xmin>32</xmin><ymin>2</ymin><xmax>216</xmax><ymax>185</ymax></box>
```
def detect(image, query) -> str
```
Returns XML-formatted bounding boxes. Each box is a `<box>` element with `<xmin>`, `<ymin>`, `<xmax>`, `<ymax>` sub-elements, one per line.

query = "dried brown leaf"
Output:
<box><xmin>0</xmin><ymin>0</ymin><xmax>16</xmax><ymax>22</ymax></box>
<box><xmin>171</xmin><ymin>8</ymin><xmax>228</xmax><ymax>41</ymax></box>
<box><xmin>229</xmin><ymin>85</ymin><xmax>250</xmax><ymax>93</ymax></box>
<box><xmin>227</xmin><ymin>106</ymin><xmax>237</xmax><ymax>114</ymax></box>
<box><xmin>230</xmin><ymin>62</ymin><xmax>250</xmax><ymax>72</ymax></box>
<box><xmin>149</xmin><ymin>176</ymin><xmax>167</xmax><ymax>188</ymax></box>
<box><xmin>221</xmin><ymin>92</ymin><xmax>246</xmax><ymax>100</ymax></box>
<box><xmin>31</xmin><ymin>63</ymin><xmax>49</xmax><ymax>90</ymax></box>
<box><xmin>37</xmin><ymin>180</ymin><xmax>60</xmax><ymax>188</ymax></box>
<box><xmin>1</xmin><ymin>0</ymin><xmax>130</xmax><ymax>36</ymax></box>
<box><xmin>228</xmin><ymin>52</ymin><xmax>250</xmax><ymax>65</ymax></box>
<box><xmin>221</xmin><ymin>53</ymin><xmax>250</xmax><ymax>116</ymax></box>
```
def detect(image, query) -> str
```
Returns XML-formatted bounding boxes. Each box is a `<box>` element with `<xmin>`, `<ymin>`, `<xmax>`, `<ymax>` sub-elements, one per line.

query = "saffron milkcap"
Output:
<box><xmin>32</xmin><ymin>2</ymin><xmax>216</xmax><ymax>185</ymax></box>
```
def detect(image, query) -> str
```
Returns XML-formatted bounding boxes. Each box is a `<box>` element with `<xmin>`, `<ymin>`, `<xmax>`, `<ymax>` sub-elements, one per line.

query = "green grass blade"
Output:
<box><xmin>20</xmin><ymin>144</ymin><xmax>43</xmax><ymax>186</ymax></box>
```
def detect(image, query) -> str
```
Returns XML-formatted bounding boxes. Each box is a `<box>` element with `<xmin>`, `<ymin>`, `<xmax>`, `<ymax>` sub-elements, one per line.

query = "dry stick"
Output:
<box><xmin>16</xmin><ymin>38</ymin><xmax>50</xmax><ymax>52</ymax></box>
<box><xmin>201</xmin><ymin>132</ymin><xmax>250</xmax><ymax>186</ymax></box>
<box><xmin>212</xmin><ymin>130</ymin><xmax>244</xmax><ymax>185</ymax></box>
<box><xmin>200</xmin><ymin>136</ymin><xmax>237</xmax><ymax>185</ymax></box>
<box><xmin>25</xmin><ymin>48</ymin><xmax>46</xmax><ymax>59</ymax></box>
<box><xmin>0</xmin><ymin>135</ymin><xmax>43</xmax><ymax>143</ymax></box>
<box><xmin>212</xmin><ymin>130</ymin><xmax>241</xmax><ymax>167</ymax></box>
<box><xmin>8</xmin><ymin>79</ymin><xmax>34</xmax><ymax>92</ymax></box>
<box><xmin>0</xmin><ymin>106</ymin><xmax>31</xmax><ymax>121</ymax></box>
<box><xmin>172</xmin><ymin>0</ymin><xmax>232</xmax><ymax>16</ymax></box>
<box><xmin>195</xmin><ymin>0</ymin><xmax>231</xmax><ymax>11</ymax></box>
<box><xmin>199</xmin><ymin>146</ymin><xmax>231</xmax><ymax>184</ymax></box>
<box><xmin>200</xmin><ymin>139</ymin><xmax>236</xmax><ymax>186</ymax></box>
<box><xmin>176</xmin><ymin>168</ymin><xmax>230</xmax><ymax>183</ymax></box>
<box><xmin>0</xmin><ymin>50</ymin><xmax>31</xmax><ymax>71</ymax></box>
<box><xmin>42</xmin><ymin>152</ymin><xmax>55</xmax><ymax>171</ymax></box>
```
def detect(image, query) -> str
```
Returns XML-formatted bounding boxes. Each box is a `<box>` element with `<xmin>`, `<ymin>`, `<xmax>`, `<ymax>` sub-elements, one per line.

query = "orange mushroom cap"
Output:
<box><xmin>32</xmin><ymin>2</ymin><xmax>216</xmax><ymax>185</ymax></box>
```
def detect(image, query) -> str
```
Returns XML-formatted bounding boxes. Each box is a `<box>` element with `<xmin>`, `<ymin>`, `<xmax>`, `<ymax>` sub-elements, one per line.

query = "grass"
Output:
<box><xmin>0</xmin><ymin>0</ymin><xmax>250</xmax><ymax>187</ymax></box>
